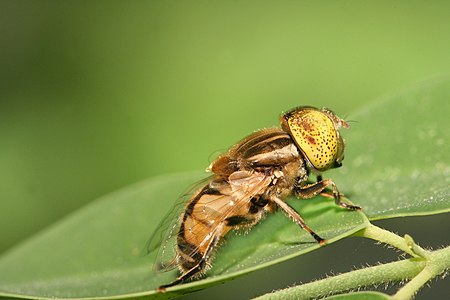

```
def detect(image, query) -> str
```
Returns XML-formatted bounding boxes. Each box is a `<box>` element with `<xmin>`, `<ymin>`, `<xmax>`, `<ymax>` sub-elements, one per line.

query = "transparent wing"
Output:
<box><xmin>145</xmin><ymin>176</ymin><xmax>212</xmax><ymax>272</ymax></box>
<box><xmin>148</xmin><ymin>170</ymin><xmax>274</xmax><ymax>273</ymax></box>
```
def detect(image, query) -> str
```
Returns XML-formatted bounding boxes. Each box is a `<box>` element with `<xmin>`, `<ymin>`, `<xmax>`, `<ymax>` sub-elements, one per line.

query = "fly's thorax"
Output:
<box><xmin>280</xmin><ymin>106</ymin><xmax>348</xmax><ymax>172</ymax></box>
<box><xmin>208</xmin><ymin>127</ymin><xmax>309</xmax><ymax>201</ymax></box>
<box><xmin>214</xmin><ymin>128</ymin><xmax>296</xmax><ymax>169</ymax></box>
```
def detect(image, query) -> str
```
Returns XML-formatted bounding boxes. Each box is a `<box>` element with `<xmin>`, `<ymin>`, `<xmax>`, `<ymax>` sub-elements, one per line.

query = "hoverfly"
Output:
<box><xmin>150</xmin><ymin>106</ymin><xmax>361</xmax><ymax>291</ymax></box>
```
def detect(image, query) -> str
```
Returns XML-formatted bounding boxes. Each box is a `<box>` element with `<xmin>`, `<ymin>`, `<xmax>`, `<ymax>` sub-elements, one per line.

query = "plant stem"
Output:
<box><xmin>253</xmin><ymin>257</ymin><xmax>426</xmax><ymax>300</ymax></box>
<box><xmin>393</xmin><ymin>246</ymin><xmax>450</xmax><ymax>300</ymax></box>
<box><xmin>352</xmin><ymin>223</ymin><xmax>426</xmax><ymax>258</ymax></box>
<box><xmin>254</xmin><ymin>224</ymin><xmax>450</xmax><ymax>300</ymax></box>
<box><xmin>354</xmin><ymin>223</ymin><xmax>450</xmax><ymax>299</ymax></box>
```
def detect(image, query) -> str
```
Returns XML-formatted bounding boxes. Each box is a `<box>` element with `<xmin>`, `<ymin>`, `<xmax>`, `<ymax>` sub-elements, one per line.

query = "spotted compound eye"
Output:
<box><xmin>280</xmin><ymin>106</ymin><xmax>347</xmax><ymax>171</ymax></box>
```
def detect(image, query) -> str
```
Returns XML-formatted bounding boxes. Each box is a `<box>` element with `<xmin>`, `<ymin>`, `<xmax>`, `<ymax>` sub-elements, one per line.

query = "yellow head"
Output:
<box><xmin>280</xmin><ymin>106</ymin><xmax>349</xmax><ymax>171</ymax></box>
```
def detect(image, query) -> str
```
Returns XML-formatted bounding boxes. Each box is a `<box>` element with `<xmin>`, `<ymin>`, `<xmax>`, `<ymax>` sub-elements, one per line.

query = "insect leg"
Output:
<box><xmin>271</xmin><ymin>196</ymin><xmax>325</xmax><ymax>245</ymax></box>
<box><xmin>157</xmin><ymin>225</ymin><xmax>224</xmax><ymax>292</ymax></box>
<box><xmin>296</xmin><ymin>179</ymin><xmax>361</xmax><ymax>211</ymax></box>
<box><xmin>314</xmin><ymin>175</ymin><xmax>346</xmax><ymax>200</ymax></box>
<box><xmin>313</xmin><ymin>175</ymin><xmax>340</xmax><ymax>199</ymax></box>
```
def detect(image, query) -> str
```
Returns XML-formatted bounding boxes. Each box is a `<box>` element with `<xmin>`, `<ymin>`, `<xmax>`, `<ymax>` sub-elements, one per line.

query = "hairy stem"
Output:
<box><xmin>253</xmin><ymin>257</ymin><xmax>425</xmax><ymax>300</ymax></box>
<box><xmin>355</xmin><ymin>223</ymin><xmax>450</xmax><ymax>299</ymax></box>
<box><xmin>393</xmin><ymin>246</ymin><xmax>450</xmax><ymax>300</ymax></box>
<box><xmin>352</xmin><ymin>223</ymin><xmax>425</xmax><ymax>258</ymax></box>
<box><xmin>254</xmin><ymin>224</ymin><xmax>450</xmax><ymax>300</ymax></box>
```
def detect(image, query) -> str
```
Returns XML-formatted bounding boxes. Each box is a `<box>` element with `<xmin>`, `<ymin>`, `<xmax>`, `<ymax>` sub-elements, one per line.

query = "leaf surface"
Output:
<box><xmin>331</xmin><ymin>77</ymin><xmax>450</xmax><ymax>219</ymax></box>
<box><xmin>0</xmin><ymin>172</ymin><xmax>366</xmax><ymax>299</ymax></box>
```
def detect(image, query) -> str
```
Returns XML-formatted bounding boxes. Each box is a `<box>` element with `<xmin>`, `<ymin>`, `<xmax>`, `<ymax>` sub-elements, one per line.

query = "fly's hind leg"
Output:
<box><xmin>157</xmin><ymin>226</ymin><xmax>223</xmax><ymax>292</ymax></box>
<box><xmin>271</xmin><ymin>196</ymin><xmax>325</xmax><ymax>245</ymax></box>
<box><xmin>295</xmin><ymin>179</ymin><xmax>361</xmax><ymax>211</ymax></box>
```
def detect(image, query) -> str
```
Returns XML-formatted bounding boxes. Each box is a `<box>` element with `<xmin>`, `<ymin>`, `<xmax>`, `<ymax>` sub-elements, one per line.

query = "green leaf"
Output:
<box><xmin>0</xmin><ymin>172</ymin><xmax>367</xmax><ymax>299</ymax></box>
<box><xmin>332</xmin><ymin>77</ymin><xmax>450</xmax><ymax>220</ymax></box>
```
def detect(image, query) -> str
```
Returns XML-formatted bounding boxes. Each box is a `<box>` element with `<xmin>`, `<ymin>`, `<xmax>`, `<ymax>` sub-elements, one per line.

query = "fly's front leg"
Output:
<box><xmin>271</xmin><ymin>196</ymin><xmax>325</xmax><ymax>245</ymax></box>
<box><xmin>314</xmin><ymin>174</ymin><xmax>346</xmax><ymax>200</ymax></box>
<box><xmin>295</xmin><ymin>179</ymin><xmax>361</xmax><ymax>211</ymax></box>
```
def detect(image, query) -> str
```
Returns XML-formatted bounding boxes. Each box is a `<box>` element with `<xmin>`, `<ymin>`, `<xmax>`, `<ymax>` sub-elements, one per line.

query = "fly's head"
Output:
<box><xmin>280</xmin><ymin>106</ymin><xmax>349</xmax><ymax>172</ymax></box>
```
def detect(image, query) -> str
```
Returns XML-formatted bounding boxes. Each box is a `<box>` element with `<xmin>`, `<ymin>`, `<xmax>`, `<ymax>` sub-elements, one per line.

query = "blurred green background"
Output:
<box><xmin>1</xmin><ymin>1</ymin><xmax>449</xmax><ymax>298</ymax></box>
